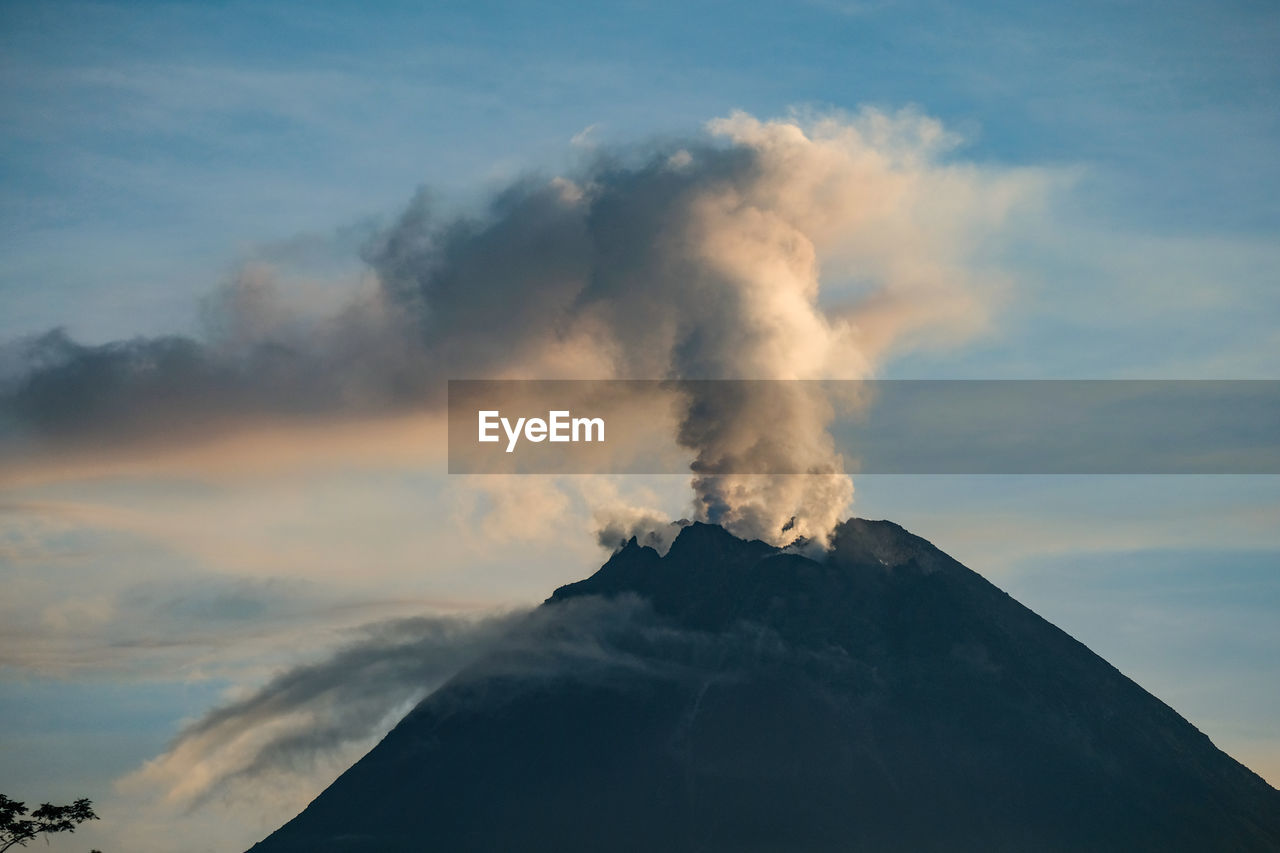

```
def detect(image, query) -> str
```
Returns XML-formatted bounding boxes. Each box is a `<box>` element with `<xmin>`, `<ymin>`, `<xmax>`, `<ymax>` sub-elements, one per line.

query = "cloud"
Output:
<box><xmin>0</xmin><ymin>470</ymin><xmax>671</xmax><ymax>683</ymax></box>
<box><xmin>570</xmin><ymin>123</ymin><xmax>600</xmax><ymax>148</ymax></box>
<box><xmin>450</xmin><ymin>475</ymin><xmax>578</xmax><ymax>543</ymax></box>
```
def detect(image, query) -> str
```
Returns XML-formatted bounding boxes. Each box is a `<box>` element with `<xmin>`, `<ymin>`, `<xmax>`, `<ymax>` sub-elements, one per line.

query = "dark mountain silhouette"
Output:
<box><xmin>250</xmin><ymin>519</ymin><xmax>1280</xmax><ymax>852</ymax></box>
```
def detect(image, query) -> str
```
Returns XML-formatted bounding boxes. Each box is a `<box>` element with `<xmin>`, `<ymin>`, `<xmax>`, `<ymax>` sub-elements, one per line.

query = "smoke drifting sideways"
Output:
<box><xmin>122</xmin><ymin>592</ymin><xmax>841</xmax><ymax>817</ymax></box>
<box><xmin>0</xmin><ymin>109</ymin><xmax>1048</xmax><ymax>544</ymax></box>
<box><xmin>123</xmin><ymin>597</ymin><xmax>667</xmax><ymax>812</ymax></box>
<box><xmin>122</xmin><ymin>608</ymin><xmax>525</xmax><ymax>811</ymax></box>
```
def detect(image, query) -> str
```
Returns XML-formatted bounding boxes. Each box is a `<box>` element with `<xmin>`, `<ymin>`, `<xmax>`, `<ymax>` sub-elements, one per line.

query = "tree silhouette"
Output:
<box><xmin>0</xmin><ymin>794</ymin><xmax>98</xmax><ymax>852</ymax></box>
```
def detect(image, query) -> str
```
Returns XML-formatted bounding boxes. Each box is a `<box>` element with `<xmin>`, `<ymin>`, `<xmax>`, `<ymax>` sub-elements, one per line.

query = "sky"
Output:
<box><xmin>1</xmin><ymin>1</ymin><xmax>1278</xmax><ymax>850</ymax></box>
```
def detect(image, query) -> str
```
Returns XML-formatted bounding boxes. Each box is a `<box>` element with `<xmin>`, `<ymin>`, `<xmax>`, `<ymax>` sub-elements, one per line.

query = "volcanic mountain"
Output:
<box><xmin>250</xmin><ymin>519</ymin><xmax>1280</xmax><ymax>852</ymax></box>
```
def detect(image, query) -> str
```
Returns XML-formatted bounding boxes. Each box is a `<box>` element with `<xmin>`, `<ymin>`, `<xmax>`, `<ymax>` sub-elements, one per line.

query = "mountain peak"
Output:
<box><xmin>828</xmin><ymin>517</ymin><xmax>958</xmax><ymax>575</ymax></box>
<box><xmin>666</xmin><ymin>519</ymin><xmax>776</xmax><ymax>560</ymax></box>
<box><xmin>254</xmin><ymin>518</ymin><xmax>1280</xmax><ymax>853</ymax></box>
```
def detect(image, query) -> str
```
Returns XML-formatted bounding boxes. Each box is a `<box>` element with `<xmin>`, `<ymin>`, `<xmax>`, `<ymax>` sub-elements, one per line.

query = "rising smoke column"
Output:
<box><xmin>1</xmin><ymin>109</ymin><xmax>1045</xmax><ymax>544</ymax></box>
<box><xmin>369</xmin><ymin>110</ymin><xmax>1036</xmax><ymax>543</ymax></box>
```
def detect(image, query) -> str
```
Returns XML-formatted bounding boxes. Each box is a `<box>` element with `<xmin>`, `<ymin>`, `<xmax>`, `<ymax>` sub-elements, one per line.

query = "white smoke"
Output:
<box><xmin>2</xmin><ymin>108</ymin><xmax>1048</xmax><ymax>544</ymax></box>
<box><xmin>367</xmin><ymin>109</ymin><xmax>1044</xmax><ymax>543</ymax></box>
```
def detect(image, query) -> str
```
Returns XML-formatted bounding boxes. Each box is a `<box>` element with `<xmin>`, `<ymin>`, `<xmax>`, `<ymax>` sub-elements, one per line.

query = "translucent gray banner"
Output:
<box><xmin>447</xmin><ymin>380</ymin><xmax>1280</xmax><ymax>474</ymax></box>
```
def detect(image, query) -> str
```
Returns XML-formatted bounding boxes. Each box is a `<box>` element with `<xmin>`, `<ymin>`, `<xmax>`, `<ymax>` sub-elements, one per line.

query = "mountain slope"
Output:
<box><xmin>250</xmin><ymin>519</ymin><xmax>1280</xmax><ymax>852</ymax></box>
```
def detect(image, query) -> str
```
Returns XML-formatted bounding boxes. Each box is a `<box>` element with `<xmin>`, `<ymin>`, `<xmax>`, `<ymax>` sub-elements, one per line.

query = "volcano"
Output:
<box><xmin>250</xmin><ymin>519</ymin><xmax>1280</xmax><ymax>852</ymax></box>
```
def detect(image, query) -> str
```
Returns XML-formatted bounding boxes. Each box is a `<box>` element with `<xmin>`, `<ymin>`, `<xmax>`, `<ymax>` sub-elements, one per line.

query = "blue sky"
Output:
<box><xmin>3</xmin><ymin>0</ymin><xmax>1278</xmax><ymax>350</ymax></box>
<box><xmin>1</xmin><ymin>1</ymin><xmax>1278</xmax><ymax>850</ymax></box>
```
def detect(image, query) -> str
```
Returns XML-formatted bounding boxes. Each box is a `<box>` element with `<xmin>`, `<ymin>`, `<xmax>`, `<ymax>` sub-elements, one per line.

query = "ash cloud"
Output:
<box><xmin>1</xmin><ymin>109</ymin><xmax>1046</xmax><ymax>543</ymax></box>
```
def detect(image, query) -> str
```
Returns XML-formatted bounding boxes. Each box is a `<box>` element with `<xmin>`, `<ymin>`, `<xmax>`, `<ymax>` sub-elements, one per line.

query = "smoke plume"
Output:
<box><xmin>124</xmin><ymin>590</ymin><xmax>847</xmax><ymax>815</ymax></box>
<box><xmin>124</xmin><ymin>595</ymin><xmax>678</xmax><ymax>811</ymax></box>
<box><xmin>1</xmin><ymin>109</ymin><xmax>1045</xmax><ymax>543</ymax></box>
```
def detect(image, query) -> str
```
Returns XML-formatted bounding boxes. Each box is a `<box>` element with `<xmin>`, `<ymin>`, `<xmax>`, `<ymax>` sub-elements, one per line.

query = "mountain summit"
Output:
<box><xmin>251</xmin><ymin>520</ymin><xmax>1280</xmax><ymax>852</ymax></box>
